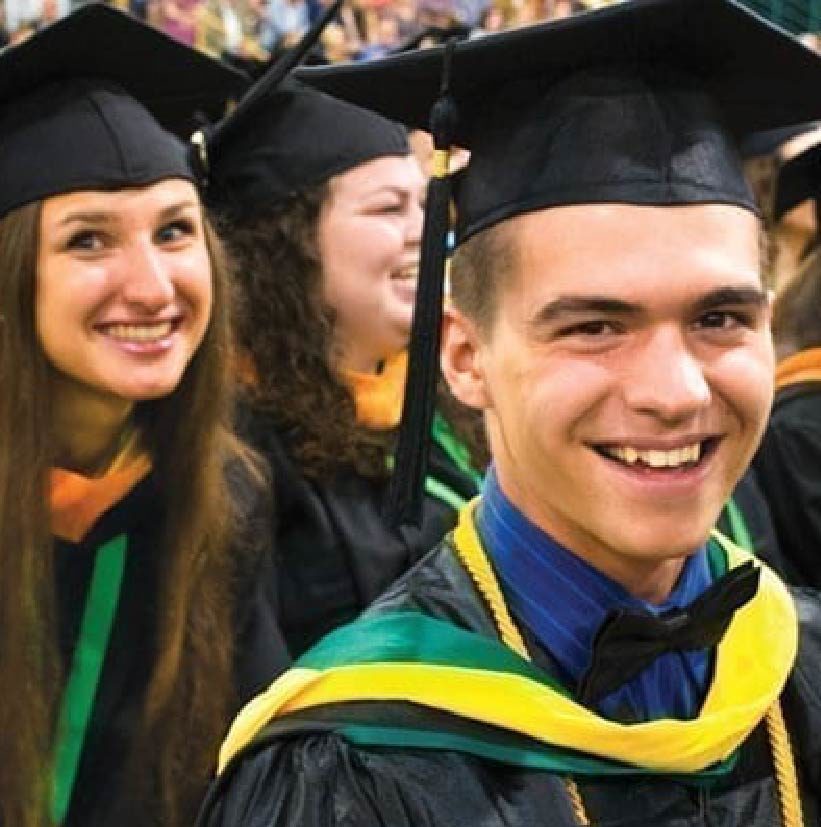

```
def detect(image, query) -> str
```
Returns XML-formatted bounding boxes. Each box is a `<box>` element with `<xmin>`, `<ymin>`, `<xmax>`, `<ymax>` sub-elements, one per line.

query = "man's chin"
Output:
<box><xmin>612</xmin><ymin>521</ymin><xmax>717</xmax><ymax>563</ymax></box>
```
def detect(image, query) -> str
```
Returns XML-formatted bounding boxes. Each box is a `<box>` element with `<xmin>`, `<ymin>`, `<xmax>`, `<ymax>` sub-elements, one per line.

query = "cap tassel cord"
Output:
<box><xmin>216</xmin><ymin>0</ymin><xmax>343</xmax><ymax>141</ymax></box>
<box><xmin>190</xmin><ymin>0</ymin><xmax>344</xmax><ymax>177</ymax></box>
<box><xmin>386</xmin><ymin>39</ymin><xmax>459</xmax><ymax>527</ymax></box>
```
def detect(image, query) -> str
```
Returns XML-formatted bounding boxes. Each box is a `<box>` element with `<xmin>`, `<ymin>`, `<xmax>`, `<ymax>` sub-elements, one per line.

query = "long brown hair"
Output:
<box><xmin>218</xmin><ymin>191</ymin><xmax>391</xmax><ymax>479</ymax></box>
<box><xmin>0</xmin><ymin>198</ymin><xmax>258</xmax><ymax>827</ymax></box>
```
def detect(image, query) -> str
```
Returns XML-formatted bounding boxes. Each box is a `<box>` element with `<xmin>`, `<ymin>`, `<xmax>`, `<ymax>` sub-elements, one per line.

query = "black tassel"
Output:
<box><xmin>386</xmin><ymin>39</ymin><xmax>459</xmax><ymax>528</ymax></box>
<box><xmin>196</xmin><ymin>0</ymin><xmax>344</xmax><ymax>164</ymax></box>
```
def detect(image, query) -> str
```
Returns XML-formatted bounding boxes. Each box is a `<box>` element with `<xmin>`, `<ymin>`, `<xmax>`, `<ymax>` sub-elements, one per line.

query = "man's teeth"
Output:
<box><xmin>104</xmin><ymin>322</ymin><xmax>174</xmax><ymax>342</ymax></box>
<box><xmin>606</xmin><ymin>443</ymin><xmax>702</xmax><ymax>468</ymax></box>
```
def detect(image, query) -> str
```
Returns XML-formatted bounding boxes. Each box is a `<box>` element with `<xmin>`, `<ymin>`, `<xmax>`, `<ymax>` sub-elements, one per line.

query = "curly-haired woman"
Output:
<box><xmin>205</xmin><ymin>77</ymin><xmax>486</xmax><ymax>656</ymax></box>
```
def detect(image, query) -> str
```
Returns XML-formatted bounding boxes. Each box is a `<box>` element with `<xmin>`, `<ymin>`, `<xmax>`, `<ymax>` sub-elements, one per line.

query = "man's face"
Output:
<box><xmin>443</xmin><ymin>204</ymin><xmax>773</xmax><ymax>580</ymax></box>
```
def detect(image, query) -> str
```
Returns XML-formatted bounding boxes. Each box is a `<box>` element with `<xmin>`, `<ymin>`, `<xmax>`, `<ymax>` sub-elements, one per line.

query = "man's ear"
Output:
<box><xmin>441</xmin><ymin>304</ymin><xmax>492</xmax><ymax>411</ymax></box>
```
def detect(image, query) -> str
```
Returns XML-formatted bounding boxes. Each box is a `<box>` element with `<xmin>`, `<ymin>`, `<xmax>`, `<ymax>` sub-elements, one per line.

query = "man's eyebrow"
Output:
<box><xmin>531</xmin><ymin>296</ymin><xmax>642</xmax><ymax>326</ymax></box>
<box><xmin>691</xmin><ymin>286</ymin><xmax>768</xmax><ymax>313</ymax></box>
<box><xmin>530</xmin><ymin>286</ymin><xmax>768</xmax><ymax>327</ymax></box>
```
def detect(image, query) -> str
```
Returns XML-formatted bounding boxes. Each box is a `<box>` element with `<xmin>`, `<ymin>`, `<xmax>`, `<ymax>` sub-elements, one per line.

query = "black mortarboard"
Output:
<box><xmin>221</xmin><ymin>40</ymin><xmax>329</xmax><ymax>83</ymax></box>
<box><xmin>773</xmin><ymin>142</ymin><xmax>821</xmax><ymax>221</ymax></box>
<box><xmin>0</xmin><ymin>3</ymin><xmax>246</xmax><ymax>220</ymax></box>
<box><xmin>221</xmin><ymin>53</ymin><xmax>272</xmax><ymax>82</ymax></box>
<box><xmin>202</xmin><ymin>77</ymin><xmax>408</xmax><ymax>215</ymax></box>
<box><xmin>299</xmin><ymin>0</ymin><xmax>821</xmax><ymax>241</ymax></box>
<box><xmin>193</xmin><ymin>0</ymin><xmax>408</xmax><ymax>217</ymax></box>
<box><xmin>740</xmin><ymin>122</ymin><xmax>821</xmax><ymax>159</ymax></box>
<box><xmin>297</xmin><ymin>0</ymin><xmax>821</xmax><ymax>524</ymax></box>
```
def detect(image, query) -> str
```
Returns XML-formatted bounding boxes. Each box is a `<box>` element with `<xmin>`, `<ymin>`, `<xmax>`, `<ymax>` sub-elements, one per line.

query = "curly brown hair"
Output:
<box><xmin>217</xmin><ymin>190</ymin><xmax>393</xmax><ymax>479</ymax></box>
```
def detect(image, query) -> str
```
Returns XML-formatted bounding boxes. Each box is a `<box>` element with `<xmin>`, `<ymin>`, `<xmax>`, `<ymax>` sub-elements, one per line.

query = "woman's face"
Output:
<box><xmin>36</xmin><ymin>178</ymin><xmax>212</xmax><ymax>405</ymax></box>
<box><xmin>318</xmin><ymin>154</ymin><xmax>425</xmax><ymax>372</ymax></box>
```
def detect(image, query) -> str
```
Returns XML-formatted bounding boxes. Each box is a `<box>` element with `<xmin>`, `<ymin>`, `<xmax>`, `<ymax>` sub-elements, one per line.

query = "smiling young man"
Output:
<box><xmin>448</xmin><ymin>204</ymin><xmax>772</xmax><ymax>601</ymax></box>
<box><xmin>198</xmin><ymin>1</ymin><xmax>821</xmax><ymax>825</ymax></box>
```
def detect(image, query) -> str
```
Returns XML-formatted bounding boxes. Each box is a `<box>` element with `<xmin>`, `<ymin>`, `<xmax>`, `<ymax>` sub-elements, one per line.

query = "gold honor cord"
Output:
<box><xmin>452</xmin><ymin>503</ymin><xmax>803</xmax><ymax>827</ymax></box>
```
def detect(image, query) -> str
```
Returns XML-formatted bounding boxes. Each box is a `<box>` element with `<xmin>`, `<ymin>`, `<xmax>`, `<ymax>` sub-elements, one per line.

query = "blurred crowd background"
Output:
<box><xmin>0</xmin><ymin>0</ymin><xmax>817</xmax><ymax>62</ymax></box>
<box><xmin>0</xmin><ymin>0</ymin><xmax>614</xmax><ymax>58</ymax></box>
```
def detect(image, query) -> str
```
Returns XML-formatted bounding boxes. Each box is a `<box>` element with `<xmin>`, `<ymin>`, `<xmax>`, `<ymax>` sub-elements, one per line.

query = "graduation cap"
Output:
<box><xmin>296</xmin><ymin>0</ymin><xmax>821</xmax><ymax>525</ymax></box>
<box><xmin>740</xmin><ymin>122</ymin><xmax>821</xmax><ymax>159</ymax></box>
<box><xmin>773</xmin><ymin>142</ymin><xmax>821</xmax><ymax>222</ymax></box>
<box><xmin>221</xmin><ymin>53</ymin><xmax>272</xmax><ymax>82</ymax></box>
<box><xmin>0</xmin><ymin>3</ymin><xmax>247</xmax><ymax>220</ymax></box>
<box><xmin>193</xmin><ymin>0</ymin><xmax>408</xmax><ymax>217</ymax></box>
<box><xmin>200</xmin><ymin>76</ymin><xmax>408</xmax><ymax>215</ymax></box>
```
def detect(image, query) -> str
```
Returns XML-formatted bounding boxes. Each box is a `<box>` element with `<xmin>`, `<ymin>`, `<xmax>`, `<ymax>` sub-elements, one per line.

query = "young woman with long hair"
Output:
<box><xmin>0</xmin><ymin>8</ymin><xmax>286</xmax><ymax>827</ymax></box>
<box><xmin>203</xmin><ymin>76</ymin><xmax>487</xmax><ymax>656</ymax></box>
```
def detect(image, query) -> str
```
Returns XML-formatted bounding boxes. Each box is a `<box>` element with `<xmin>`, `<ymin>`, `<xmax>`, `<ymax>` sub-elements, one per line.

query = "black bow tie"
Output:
<box><xmin>577</xmin><ymin>561</ymin><xmax>761</xmax><ymax>707</ymax></box>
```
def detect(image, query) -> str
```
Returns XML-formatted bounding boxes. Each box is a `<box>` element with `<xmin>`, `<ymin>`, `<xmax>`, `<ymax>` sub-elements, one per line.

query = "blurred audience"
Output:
<box><xmin>14</xmin><ymin>0</ymin><xmax>797</xmax><ymax>68</ymax></box>
<box><xmin>0</xmin><ymin>2</ymin><xmax>10</xmax><ymax>42</ymax></box>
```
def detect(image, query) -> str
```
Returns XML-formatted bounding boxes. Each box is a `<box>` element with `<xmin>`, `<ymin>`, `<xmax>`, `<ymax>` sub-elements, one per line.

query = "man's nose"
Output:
<box><xmin>622</xmin><ymin>327</ymin><xmax>711</xmax><ymax>424</ymax></box>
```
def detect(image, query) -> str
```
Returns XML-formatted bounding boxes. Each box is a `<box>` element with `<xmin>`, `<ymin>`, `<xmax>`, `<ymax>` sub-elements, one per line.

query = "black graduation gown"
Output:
<box><xmin>198</xmin><ymin>539</ymin><xmax>821</xmax><ymax>827</ymax></box>
<box><xmin>754</xmin><ymin>381</ymin><xmax>821</xmax><ymax>587</ymax></box>
<box><xmin>57</xmin><ymin>471</ymin><xmax>289</xmax><ymax>827</ymax></box>
<box><xmin>718</xmin><ymin>468</ymin><xmax>788</xmax><ymax>574</ymax></box>
<box><xmin>240</xmin><ymin>403</ymin><xmax>482</xmax><ymax>656</ymax></box>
